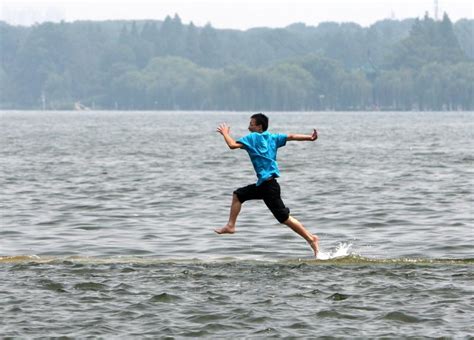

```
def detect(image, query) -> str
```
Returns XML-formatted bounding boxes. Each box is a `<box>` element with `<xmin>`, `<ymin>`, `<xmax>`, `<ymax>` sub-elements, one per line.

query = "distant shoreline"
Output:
<box><xmin>2</xmin><ymin>16</ymin><xmax>472</xmax><ymax>111</ymax></box>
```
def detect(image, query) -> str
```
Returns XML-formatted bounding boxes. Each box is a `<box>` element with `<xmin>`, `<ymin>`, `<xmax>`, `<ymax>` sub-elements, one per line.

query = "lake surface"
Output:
<box><xmin>1</xmin><ymin>111</ymin><xmax>473</xmax><ymax>337</ymax></box>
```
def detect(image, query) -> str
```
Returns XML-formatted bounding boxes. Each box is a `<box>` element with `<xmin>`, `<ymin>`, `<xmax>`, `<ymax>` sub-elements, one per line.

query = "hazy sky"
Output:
<box><xmin>1</xmin><ymin>0</ymin><xmax>473</xmax><ymax>29</ymax></box>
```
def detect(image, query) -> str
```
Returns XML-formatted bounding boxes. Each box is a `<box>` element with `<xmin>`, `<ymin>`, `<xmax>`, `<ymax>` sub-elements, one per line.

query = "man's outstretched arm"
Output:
<box><xmin>217</xmin><ymin>123</ymin><xmax>243</xmax><ymax>149</ymax></box>
<box><xmin>287</xmin><ymin>129</ymin><xmax>318</xmax><ymax>141</ymax></box>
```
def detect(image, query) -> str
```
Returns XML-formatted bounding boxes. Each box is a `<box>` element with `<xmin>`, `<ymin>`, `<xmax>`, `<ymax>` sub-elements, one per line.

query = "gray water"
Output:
<box><xmin>1</xmin><ymin>111</ymin><xmax>473</xmax><ymax>337</ymax></box>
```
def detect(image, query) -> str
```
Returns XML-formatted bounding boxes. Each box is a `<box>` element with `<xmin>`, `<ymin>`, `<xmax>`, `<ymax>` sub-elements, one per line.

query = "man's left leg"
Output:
<box><xmin>263</xmin><ymin>179</ymin><xmax>319</xmax><ymax>256</ymax></box>
<box><xmin>282</xmin><ymin>216</ymin><xmax>319</xmax><ymax>257</ymax></box>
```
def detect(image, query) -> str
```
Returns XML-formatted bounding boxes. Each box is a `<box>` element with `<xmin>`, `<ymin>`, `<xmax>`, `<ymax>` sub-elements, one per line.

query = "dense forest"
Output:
<box><xmin>0</xmin><ymin>13</ymin><xmax>472</xmax><ymax>110</ymax></box>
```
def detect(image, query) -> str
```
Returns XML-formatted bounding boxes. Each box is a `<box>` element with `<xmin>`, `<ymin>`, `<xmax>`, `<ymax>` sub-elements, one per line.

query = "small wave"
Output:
<box><xmin>383</xmin><ymin>311</ymin><xmax>422</xmax><ymax>323</ymax></box>
<box><xmin>0</xmin><ymin>254</ymin><xmax>472</xmax><ymax>266</ymax></box>
<box><xmin>149</xmin><ymin>293</ymin><xmax>182</xmax><ymax>303</ymax></box>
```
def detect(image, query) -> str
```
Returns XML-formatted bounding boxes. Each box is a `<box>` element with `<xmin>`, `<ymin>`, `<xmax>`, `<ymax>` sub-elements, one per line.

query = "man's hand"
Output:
<box><xmin>217</xmin><ymin>123</ymin><xmax>231</xmax><ymax>136</ymax></box>
<box><xmin>217</xmin><ymin>123</ymin><xmax>242</xmax><ymax>149</ymax></box>
<box><xmin>287</xmin><ymin>129</ymin><xmax>318</xmax><ymax>142</ymax></box>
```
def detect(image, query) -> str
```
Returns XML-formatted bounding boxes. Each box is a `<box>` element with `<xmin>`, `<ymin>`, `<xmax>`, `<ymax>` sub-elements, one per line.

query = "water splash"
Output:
<box><xmin>316</xmin><ymin>242</ymin><xmax>352</xmax><ymax>260</ymax></box>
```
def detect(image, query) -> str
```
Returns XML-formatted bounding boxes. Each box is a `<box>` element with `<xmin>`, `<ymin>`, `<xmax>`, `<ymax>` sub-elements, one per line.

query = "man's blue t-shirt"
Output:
<box><xmin>237</xmin><ymin>131</ymin><xmax>288</xmax><ymax>186</ymax></box>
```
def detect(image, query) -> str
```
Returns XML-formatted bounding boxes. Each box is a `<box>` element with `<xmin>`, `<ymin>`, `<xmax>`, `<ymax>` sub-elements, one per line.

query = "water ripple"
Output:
<box><xmin>1</xmin><ymin>111</ymin><xmax>473</xmax><ymax>337</ymax></box>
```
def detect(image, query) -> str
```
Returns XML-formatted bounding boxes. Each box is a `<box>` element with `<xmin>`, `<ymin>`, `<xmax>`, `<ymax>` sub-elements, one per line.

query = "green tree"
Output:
<box><xmin>144</xmin><ymin>57</ymin><xmax>213</xmax><ymax>109</ymax></box>
<box><xmin>390</xmin><ymin>13</ymin><xmax>466</xmax><ymax>69</ymax></box>
<box><xmin>454</xmin><ymin>19</ymin><xmax>474</xmax><ymax>59</ymax></box>
<box><xmin>373</xmin><ymin>69</ymin><xmax>415</xmax><ymax>110</ymax></box>
<box><xmin>264</xmin><ymin>63</ymin><xmax>314</xmax><ymax>110</ymax></box>
<box><xmin>337</xmin><ymin>70</ymin><xmax>372</xmax><ymax>110</ymax></box>
<box><xmin>159</xmin><ymin>14</ymin><xmax>185</xmax><ymax>56</ymax></box>
<box><xmin>297</xmin><ymin>55</ymin><xmax>344</xmax><ymax>109</ymax></box>
<box><xmin>13</xmin><ymin>22</ymin><xmax>73</xmax><ymax>106</ymax></box>
<box><xmin>43</xmin><ymin>72</ymin><xmax>73</xmax><ymax>108</ymax></box>
<box><xmin>198</xmin><ymin>24</ymin><xmax>221</xmax><ymax>67</ymax></box>
<box><xmin>185</xmin><ymin>22</ymin><xmax>200</xmax><ymax>62</ymax></box>
<box><xmin>109</xmin><ymin>70</ymin><xmax>147</xmax><ymax>109</ymax></box>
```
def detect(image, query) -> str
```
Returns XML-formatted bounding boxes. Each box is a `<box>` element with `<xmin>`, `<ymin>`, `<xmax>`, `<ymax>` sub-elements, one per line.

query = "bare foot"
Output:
<box><xmin>214</xmin><ymin>224</ymin><xmax>235</xmax><ymax>234</ymax></box>
<box><xmin>309</xmin><ymin>235</ymin><xmax>319</xmax><ymax>257</ymax></box>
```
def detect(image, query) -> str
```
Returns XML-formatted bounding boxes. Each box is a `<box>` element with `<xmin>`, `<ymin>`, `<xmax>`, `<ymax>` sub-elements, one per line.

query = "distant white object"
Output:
<box><xmin>74</xmin><ymin>102</ymin><xmax>90</xmax><ymax>111</ymax></box>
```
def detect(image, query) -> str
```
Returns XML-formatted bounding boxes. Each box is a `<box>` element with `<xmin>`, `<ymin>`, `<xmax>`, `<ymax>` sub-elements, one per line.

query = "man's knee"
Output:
<box><xmin>233</xmin><ymin>192</ymin><xmax>243</xmax><ymax>203</ymax></box>
<box><xmin>274</xmin><ymin>208</ymin><xmax>290</xmax><ymax>224</ymax></box>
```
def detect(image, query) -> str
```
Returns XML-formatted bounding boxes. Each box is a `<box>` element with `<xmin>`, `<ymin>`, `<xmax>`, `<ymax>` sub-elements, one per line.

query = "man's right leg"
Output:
<box><xmin>214</xmin><ymin>193</ymin><xmax>241</xmax><ymax>234</ymax></box>
<box><xmin>215</xmin><ymin>184</ymin><xmax>261</xmax><ymax>235</ymax></box>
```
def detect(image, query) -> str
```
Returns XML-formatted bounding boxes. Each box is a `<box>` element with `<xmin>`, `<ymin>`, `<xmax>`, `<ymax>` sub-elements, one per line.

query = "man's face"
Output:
<box><xmin>248</xmin><ymin>118</ymin><xmax>262</xmax><ymax>133</ymax></box>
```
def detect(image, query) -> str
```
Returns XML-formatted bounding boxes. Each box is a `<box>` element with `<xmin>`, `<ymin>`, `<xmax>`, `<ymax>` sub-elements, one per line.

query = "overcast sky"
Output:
<box><xmin>1</xmin><ymin>0</ymin><xmax>472</xmax><ymax>29</ymax></box>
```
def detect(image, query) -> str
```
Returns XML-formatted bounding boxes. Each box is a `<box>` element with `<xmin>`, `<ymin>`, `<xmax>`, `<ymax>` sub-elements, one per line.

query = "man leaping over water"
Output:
<box><xmin>214</xmin><ymin>113</ymin><xmax>320</xmax><ymax>256</ymax></box>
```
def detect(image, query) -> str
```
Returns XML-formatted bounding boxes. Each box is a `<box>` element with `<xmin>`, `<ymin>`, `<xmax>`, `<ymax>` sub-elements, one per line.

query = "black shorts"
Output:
<box><xmin>234</xmin><ymin>178</ymin><xmax>290</xmax><ymax>224</ymax></box>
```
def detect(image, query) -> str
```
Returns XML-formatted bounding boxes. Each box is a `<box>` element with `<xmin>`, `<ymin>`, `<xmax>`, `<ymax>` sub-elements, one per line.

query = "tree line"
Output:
<box><xmin>0</xmin><ymin>13</ymin><xmax>472</xmax><ymax>110</ymax></box>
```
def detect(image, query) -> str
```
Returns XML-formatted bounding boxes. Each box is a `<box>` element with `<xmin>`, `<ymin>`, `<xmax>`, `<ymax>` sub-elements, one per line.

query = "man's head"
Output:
<box><xmin>249</xmin><ymin>113</ymin><xmax>268</xmax><ymax>133</ymax></box>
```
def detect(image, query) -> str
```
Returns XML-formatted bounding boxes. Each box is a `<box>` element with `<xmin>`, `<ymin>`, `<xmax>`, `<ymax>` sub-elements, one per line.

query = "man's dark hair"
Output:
<box><xmin>251</xmin><ymin>113</ymin><xmax>269</xmax><ymax>131</ymax></box>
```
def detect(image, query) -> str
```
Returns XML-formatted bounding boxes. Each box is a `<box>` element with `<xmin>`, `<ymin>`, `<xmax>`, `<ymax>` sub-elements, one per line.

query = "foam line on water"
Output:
<box><xmin>0</xmin><ymin>254</ymin><xmax>472</xmax><ymax>266</ymax></box>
